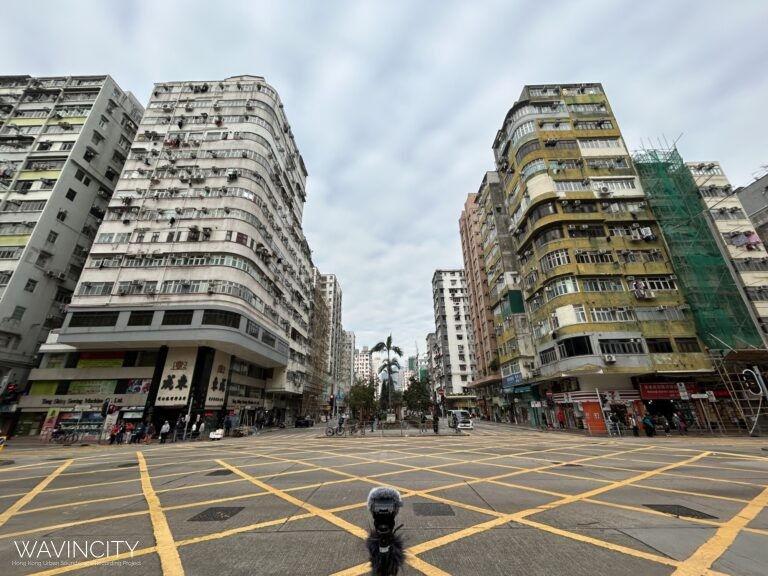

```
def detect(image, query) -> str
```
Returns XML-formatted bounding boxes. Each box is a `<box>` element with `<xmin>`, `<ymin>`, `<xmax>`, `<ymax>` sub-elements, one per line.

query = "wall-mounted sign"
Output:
<box><xmin>155</xmin><ymin>347</ymin><xmax>197</xmax><ymax>407</ymax></box>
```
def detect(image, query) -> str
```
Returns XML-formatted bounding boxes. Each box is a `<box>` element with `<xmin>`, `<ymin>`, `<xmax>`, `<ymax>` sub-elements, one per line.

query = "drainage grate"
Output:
<box><xmin>117</xmin><ymin>462</ymin><xmax>138</xmax><ymax>468</ymax></box>
<box><xmin>188</xmin><ymin>507</ymin><xmax>244</xmax><ymax>522</ymax></box>
<box><xmin>412</xmin><ymin>503</ymin><xmax>455</xmax><ymax>517</ymax></box>
<box><xmin>0</xmin><ymin>460</ymin><xmax>14</xmax><ymax>467</ymax></box>
<box><xmin>643</xmin><ymin>504</ymin><xmax>718</xmax><ymax>520</ymax></box>
<box><xmin>206</xmin><ymin>469</ymin><xmax>234</xmax><ymax>476</ymax></box>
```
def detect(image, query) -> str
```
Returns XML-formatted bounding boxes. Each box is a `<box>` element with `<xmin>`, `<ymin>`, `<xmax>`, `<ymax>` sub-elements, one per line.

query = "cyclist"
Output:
<box><xmin>337</xmin><ymin>412</ymin><xmax>346</xmax><ymax>435</ymax></box>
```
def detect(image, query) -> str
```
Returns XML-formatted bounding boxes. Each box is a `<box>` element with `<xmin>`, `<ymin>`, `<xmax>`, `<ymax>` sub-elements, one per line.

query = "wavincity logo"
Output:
<box><xmin>13</xmin><ymin>540</ymin><xmax>140</xmax><ymax>565</ymax></box>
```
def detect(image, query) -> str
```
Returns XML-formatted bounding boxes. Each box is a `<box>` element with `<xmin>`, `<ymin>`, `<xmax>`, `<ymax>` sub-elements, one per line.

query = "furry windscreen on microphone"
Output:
<box><xmin>366</xmin><ymin>487</ymin><xmax>404</xmax><ymax>575</ymax></box>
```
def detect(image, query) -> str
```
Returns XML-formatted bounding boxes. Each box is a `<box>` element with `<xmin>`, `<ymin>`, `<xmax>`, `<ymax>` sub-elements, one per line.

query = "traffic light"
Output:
<box><xmin>1</xmin><ymin>383</ymin><xmax>19</xmax><ymax>404</ymax></box>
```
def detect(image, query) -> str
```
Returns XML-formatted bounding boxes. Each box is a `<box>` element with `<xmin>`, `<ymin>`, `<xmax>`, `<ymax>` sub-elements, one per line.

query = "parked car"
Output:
<box><xmin>295</xmin><ymin>415</ymin><xmax>315</xmax><ymax>428</ymax></box>
<box><xmin>209</xmin><ymin>428</ymin><xmax>224</xmax><ymax>440</ymax></box>
<box><xmin>448</xmin><ymin>410</ymin><xmax>474</xmax><ymax>430</ymax></box>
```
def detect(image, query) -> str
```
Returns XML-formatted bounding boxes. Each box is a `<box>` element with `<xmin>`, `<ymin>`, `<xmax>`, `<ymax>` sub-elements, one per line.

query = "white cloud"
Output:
<box><xmin>4</xmin><ymin>0</ymin><xmax>767</xmax><ymax>358</ymax></box>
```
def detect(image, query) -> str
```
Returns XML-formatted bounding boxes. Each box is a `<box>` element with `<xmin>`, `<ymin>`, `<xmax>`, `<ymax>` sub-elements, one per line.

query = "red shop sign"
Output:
<box><xmin>639</xmin><ymin>382</ymin><xmax>699</xmax><ymax>400</ymax></box>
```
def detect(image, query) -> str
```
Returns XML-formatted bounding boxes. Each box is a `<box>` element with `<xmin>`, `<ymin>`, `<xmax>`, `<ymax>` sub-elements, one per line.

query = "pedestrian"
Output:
<box><xmin>642</xmin><ymin>414</ymin><xmax>655</xmax><ymax>437</ymax></box>
<box><xmin>145</xmin><ymin>422</ymin><xmax>155</xmax><ymax>445</ymax></box>
<box><xmin>662</xmin><ymin>416</ymin><xmax>671</xmax><ymax>437</ymax></box>
<box><xmin>420</xmin><ymin>412</ymin><xmax>427</xmax><ymax>434</ymax></box>
<box><xmin>116</xmin><ymin>422</ymin><xmax>125</xmax><ymax>445</ymax></box>
<box><xmin>109</xmin><ymin>424</ymin><xmax>119</xmax><ymax>445</ymax></box>
<box><xmin>224</xmin><ymin>417</ymin><xmax>232</xmax><ymax>437</ymax></box>
<box><xmin>198</xmin><ymin>421</ymin><xmax>205</xmax><ymax>440</ymax></box>
<box><xmin>125</xmin><ymin>421</ymin><xmax>135</xmax><ymax>444</ymax></box>
<box><xmin>133</xmin><ymin>422</ymin><xmax>146</xmax><ymax>444</ymax></box>
<box><xmin>678</xmin><ymin>414</ymin><xmax>688</xmax><ymax>435</ymax></box>
<box><xmin>159</xmin><ymin>421</ymin><xmax>170</xmax><ymax>444</ymax></box>
<box><xmin>190</xmin><ymin>422</ymin><xmax>197</xmax><ymax>440</ymax></box>
<box><xmin>629</xmin><ymin>415</ymin><xmax>639</xmax><ymax>437</ymax></box>
<box><xmin>609</xmin><ymin>412</ymin><xmax>620</xmax><ymax>436</ymax></box>
<box><xmin>557</xmin><ymin>411</ymin><xmax>565</xmax><ymax>429</ymax></box>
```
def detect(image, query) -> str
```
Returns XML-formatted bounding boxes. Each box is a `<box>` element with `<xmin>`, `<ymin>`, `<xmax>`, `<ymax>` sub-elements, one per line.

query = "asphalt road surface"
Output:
<box><xmin>0</xmin><ymin>420</ymin><xmax>767</xmax><ymax>575</ymax></box>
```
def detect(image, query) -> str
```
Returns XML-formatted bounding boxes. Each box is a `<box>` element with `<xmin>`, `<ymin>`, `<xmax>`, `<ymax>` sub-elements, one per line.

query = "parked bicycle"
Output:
<box><xmin>49</xmin><ymin>428</ymin><xmax>80</xmax><ymax>444</ymax></box>
<box><xmin>349</xmin><ymin>420</ymin><xmax>366</xmax><ymax>437</ymax></box>
<box><xmin>325</xmin><ymin>420</ymin><xmax>347</xmax><ymax>437</ymax></box>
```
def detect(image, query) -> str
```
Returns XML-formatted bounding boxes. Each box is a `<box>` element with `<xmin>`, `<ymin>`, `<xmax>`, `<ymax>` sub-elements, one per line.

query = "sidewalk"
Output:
<box><xmin>482</xmin><ymin>418</ymin><xmax>767</xmax><ymax>439</ymax></box>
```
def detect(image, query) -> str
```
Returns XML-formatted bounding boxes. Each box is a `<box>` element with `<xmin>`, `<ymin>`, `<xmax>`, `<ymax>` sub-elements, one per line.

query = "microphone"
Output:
<box><xmin>366</xmin><ymin>487</ymin><xmax>404</xmax><ymax>575</ymax></box>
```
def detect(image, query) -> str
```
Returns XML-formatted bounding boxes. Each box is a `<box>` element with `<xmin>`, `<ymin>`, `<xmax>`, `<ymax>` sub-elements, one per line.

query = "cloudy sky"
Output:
<box><xmin>3</xmin><ymin>0</ymin><xmax>767</xmax><ymax>358</ymax></box>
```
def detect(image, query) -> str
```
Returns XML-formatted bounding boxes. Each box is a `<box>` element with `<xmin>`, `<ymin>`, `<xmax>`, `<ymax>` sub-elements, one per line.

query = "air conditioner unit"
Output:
<box><xmin>603</xmin><ymin>354</ymin><xmax>617</xmax><ymax>364</ymax></box>
<box><xmin>55</xmin><ymin>272</ymin><xmax>66</xmax><ymax>281</ymax></box>
<box><xmin>669</xmin><ymin>274</ymin><xmax>677</xmax><ymax>280</ymax></box>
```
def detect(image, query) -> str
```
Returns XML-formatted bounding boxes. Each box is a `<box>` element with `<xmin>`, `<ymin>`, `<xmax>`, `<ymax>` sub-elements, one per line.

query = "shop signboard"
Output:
<box><xmin>677</xmin><ymin>382</ymin><xmax>690</xmax><ymax>400</ymax></box>
<box><xmin>706</xmin><ymin>390</ymin><xmax>717</xmax><ymax>403</ymax></box>
<box><xmin>69</xmin><ymin>380</ymin><xmax>116</xmax><ymax>395</ymax></box>
<box><xmin>155</xmin><ymin>347</ymin><xmax>197</xmax><ymax>407</ymax></box>
<box><xmin>690</xmin><ymin>393</ymin><xmax>708</xmax><ymax>399</ymax></box>
<box><xmin>76</xmin><ymin>351</ymin><xmax>125</xmax><ymax>369</ymax></box>
<box><xmin>205</xmin><ymin>350</ymin><xmax>231</xmax><ymax>408</ymax></box>
<box><xmin>640</xmin><ymin>382</ymin><xmax>698</xmax><ymax>400</ymax></box>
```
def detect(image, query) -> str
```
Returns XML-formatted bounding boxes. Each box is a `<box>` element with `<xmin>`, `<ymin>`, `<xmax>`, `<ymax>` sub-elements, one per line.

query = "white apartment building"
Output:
<box><xmin>431</xmin><ymin>269</ymin><xmax>476</xmax><ymax>396</ymax></box>
<box><xmin>353</xmin><ymin>345</ymin><xmax>373</xmax><ymax>383</ymax></box>
<box><xmin>20</xmin><ymin>76</ymin><xmax>315</xmax><ymax>437</ymax></box>
<box><xmin>688</xmin><ymin>161</ymin><xmax>768</xmax><ymax>346</ymax></box>
<box><xmin>0</xmin><ymin>75</ymin><xmax>143</xmax><ymax>435</ymax></box>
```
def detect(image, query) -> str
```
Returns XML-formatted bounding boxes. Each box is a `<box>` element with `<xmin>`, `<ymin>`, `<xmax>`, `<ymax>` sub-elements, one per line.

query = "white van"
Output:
<box><xmin>448</xmin><ymin>410</ymin><xmax>473</xmax><ymax>430</ymax></box>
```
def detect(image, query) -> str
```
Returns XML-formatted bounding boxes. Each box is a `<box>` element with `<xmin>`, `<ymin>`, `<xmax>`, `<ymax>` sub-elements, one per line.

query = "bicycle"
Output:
<box><xmin>50</xmin><ymin>430</ymin><xmax>80</xmax><ymax>444</ymax></box>
<box><xmin>325</xmin><ymin>421</ymin><xmax>347</xmax><ymax>437</ymax></box>
<box><xmin>348</xmin><ymin>421</ymin><xmax>365</xmax><ymax>437</ymax></box>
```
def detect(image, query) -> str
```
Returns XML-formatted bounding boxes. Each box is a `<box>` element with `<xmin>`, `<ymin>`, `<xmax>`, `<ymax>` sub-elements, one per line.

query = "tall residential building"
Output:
<box><xmin>738</xmin><ymin>172</ymin><xmax>768</xmax><ymax>251</ymax></box>
<box><xmin>431</xmin><ymin>269</ymin><xmax>475</xmax><ymax>398</ymax></box>
<box><xmin>426</xmin><ymin>332</ymin><xmax>437</xmax><ymax>391</ymax></box>
<box><xmin>19</xmin><ymin>76</ymin><xmax>315</xmax><ymax>437</ymax></box>
<box><xmin>493</xmin><ymin>83</ymin><xmax>708</xmax><ymax>433</ymax></box>
<box><xmin>473</xmin><ymin>171</ymin><xmax>534</xmax><ymax>423</ymax></box>
<box><xmin>0</xmin><ymin>75</ymin><xmax>143</xmax><ymax>432</ymax></box>
<box><xmin>339</xmin><ymin>330</ymin><xmax>355</xmax><ymax>394</ymax></box>
<box><xmin>459</xmin><ymin>191</ymin><xmax>497</xmax><ymax>380</ymax></box>
<box><xmin>306</xmin><ymin>279</ymin><xmax>330</xmax><ymax>418</ymax></box>
<box><xmin>318</xmin><ymin>272</ymin><xmax>343</xmax><ymax>385</ymax></box>
<box><xmin>686</xmin><ymin>161</ymin><xmax>768</xmax><ymax>347</ymax></box>
<box><xmin>353</xmin><ymin>345</ymin><xmax>372</xmax><ymax>383</ymax></box>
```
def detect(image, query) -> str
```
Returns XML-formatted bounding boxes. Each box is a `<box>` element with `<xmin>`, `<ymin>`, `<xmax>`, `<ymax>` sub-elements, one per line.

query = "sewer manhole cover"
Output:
<box><xmin>206</xmin><ymin>469</ymin><xmax>234</xmax><ymax>476</ymax></box>
<box><xmin>0</xmin><ymin>460</ymin><xmax>14</xmax><ymax>466</ymax></box>
<box><xmin>412</xmin><ymin>503</ymin><xmax>455</xmax><ymax>517</ymax></box>
<box><xmin>188</xmin><ymin>507</ymin><xmax>244</xmax><ymax>522</ymax></box>
<box><xmin>117</xmin><ymin>462</ymin><xmax>138</xmax><ymax>468</ymax></box>
<box><xmin>643</xmin><ymin>504</ymin><xmax>717</xmax><ymax>519</ymax></box>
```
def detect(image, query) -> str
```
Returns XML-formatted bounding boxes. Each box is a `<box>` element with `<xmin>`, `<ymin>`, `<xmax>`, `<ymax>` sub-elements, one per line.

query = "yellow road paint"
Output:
<box><xmin>672</xmin><ymin>484</ymin><xmax>768</xmax><ymax>575</ymax></box>
<box><xmin>0</xmin><ymin>459</ymin><xmax>71</xmax><ymax>528</ymax></box>
<box><xmin>515</xmin><ymin>516</ymin><xmax>680</xmax><ymax>566</ymax></box>
<box><xmin>137</xmin><ymin>451</ymin><xmax>184</xmax><ymax>575</ymax></box>
<box><xmin>217</xmin><ymin>459</ymin><xmax>368</xmax><ymax>539</ymax></box>
<box><xmin>0</xmin><ymin>510</ymin><xmax>148</xmax><ymax>540</ymax></box>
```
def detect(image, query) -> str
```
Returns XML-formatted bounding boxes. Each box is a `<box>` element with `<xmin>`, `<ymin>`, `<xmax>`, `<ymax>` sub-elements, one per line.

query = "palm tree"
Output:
<box><xmin>372</xmin><ymin>334</ymin><xmax>403</xmax><ymax>412</ymax></box>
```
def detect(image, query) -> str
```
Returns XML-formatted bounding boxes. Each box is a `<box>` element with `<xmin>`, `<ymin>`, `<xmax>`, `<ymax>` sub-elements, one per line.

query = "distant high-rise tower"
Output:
<box><xmin>0</xmin><ymin>75</ymin><xmax>142</xmax><ymax>426</ymax></box>
<box><xmin>431</xmin><ymin>269</ymin><xmax>475</xmax><ymax>396</ymax></box>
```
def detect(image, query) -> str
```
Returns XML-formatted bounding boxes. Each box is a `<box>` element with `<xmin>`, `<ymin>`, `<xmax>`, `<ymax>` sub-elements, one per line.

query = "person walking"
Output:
<box><xmin>198</xmin><ymin>421</ymin><xmax>205</xmax><ymax>441</ymax></box>
<box><xmin>642</xmin><ymin>414</ymin><xmax>655</xmax><ymax>437</ymax></box>
<box><xmin>557</xmin><ymin>410</ymin><xmax>565</xmax><ymax>429</ymax></box>
<box><xmin>145</xmin><ymin>422</ymin><xmax>155</xmax><ymax>445</ymax></box>
<box><xmin>159</xmin><ymin>421</ymin><xmax>170</xmax><ymax>444</ymax></box>
<box><xmin>420</xmin><ymin>412</ymin><xmax>427</xmax><ymax>434</ymax></box>
<box><xmin>629</xmin><ymin>415</ymin><xmax>640</xmax><ymax>437</ymax></box>
<box><xmin>662</xmin><ymin>416</ymin><xmax>671</xmax><ymax>437</ymax></box>
<box><xmin>109</xmin><ymin>423</ymin><xmax>119</xmax><ymax>445</ymax></box>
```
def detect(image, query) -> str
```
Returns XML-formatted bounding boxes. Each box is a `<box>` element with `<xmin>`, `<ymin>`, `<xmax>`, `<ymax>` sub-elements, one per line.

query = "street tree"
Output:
<box><xmin>371</xmin><ymin>334</ymin><xmax>403</xmax><ymax>412</ymax></box>
<box><xmin>403</xmin><ymin>375</ymin><xmax>431</xmax><ymax>414</ymax></box>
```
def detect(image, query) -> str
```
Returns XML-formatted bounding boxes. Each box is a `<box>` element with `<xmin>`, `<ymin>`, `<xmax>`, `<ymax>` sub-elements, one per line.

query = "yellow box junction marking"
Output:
<box><xmin>137</xmin><ymin>451</ymin><xmax>184</xmax><ymax>575</ymax></box>
<box><xmin>0</xmin><ymin>459</ymin><xmax>71</xmax><ymax>528</ymax></box>
<box><xmin>672</xmin><ymin>484</ymin><xmax>768</xmax><ymax>575</ymax></box>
